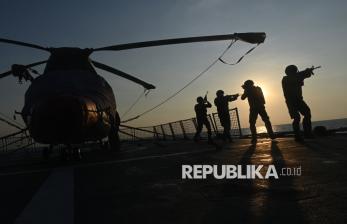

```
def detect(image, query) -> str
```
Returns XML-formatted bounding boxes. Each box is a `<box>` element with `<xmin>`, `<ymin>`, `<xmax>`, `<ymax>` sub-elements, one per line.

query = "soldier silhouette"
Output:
<box><xmin>282</xmin><ymin>65</ymin><xmax>316</xmax><ymax>142</ymax></box>
<box><xmin>214</xmin><ymin>90</ymin><xmax>239</xmax><ymax>142</ymax></box>
<box><xmin>241</xmin><ymin>80</ymin><xmax>275</xmax><ymax>144</ymax></box>
<box><xmin>194</xmin><ymin>95</ymin><xmax>213</xmax><ymax>144</ymax></box>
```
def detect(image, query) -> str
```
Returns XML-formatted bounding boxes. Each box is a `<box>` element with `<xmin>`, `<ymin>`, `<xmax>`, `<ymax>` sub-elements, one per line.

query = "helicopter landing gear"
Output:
<box><xmin>108</xmin><ymin>131</ymin><xmax>120</xmax><ymax>151</ymax></box>
<box><xmin>108</xmin><ymin>112</ymin><xmax>121</xmax><ymax>152</ymax></box>
<box><xmin>60</xmin><ymin>145</ymin><xmax>82</xmax><ymax>161</ymax></box>
<box><xmin>72</xmin><ymin>148</ymin><xmax>82</xmax><ymax>160</ymax></box>
<box><xmin>42</xmin><ymin>144</ymin><xmax>53</xmax><ymax>159</ymax></box>
<box><xmin>60</xmin><ymin>147</ymin><xmax>69</xmax><ymax>161</ymax></box>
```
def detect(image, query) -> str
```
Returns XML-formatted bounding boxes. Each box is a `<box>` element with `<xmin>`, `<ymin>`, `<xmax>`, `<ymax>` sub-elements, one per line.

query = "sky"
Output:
<box><xmin>0</xmin><ymin>0</ymin><xmax>347</xmax><ymax>135</ymax></box>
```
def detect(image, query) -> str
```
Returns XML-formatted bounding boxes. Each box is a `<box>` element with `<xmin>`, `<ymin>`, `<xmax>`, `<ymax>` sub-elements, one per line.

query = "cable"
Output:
<box><xmin>219</xmin><ymin>43</ymin><xmax>259</xmax><ymax>65</ymax></box>
<box><xmin>0</xmin><ymin>116</ymin><xmax>23</xmax><ymax>130</ymax></box>
<box><xmin>121</xmin><ymin>90</ymin><xmax>146</xmax><ymax>119</ymax></box>
<box><xmin>0</xmin><ymin>111</ymin><xmax>24</xmax><ymax>128</ymax></box>
<box><xmin>135</xmin><ymin>40</ymin><xmax>236</xmax><ymax>118</ymax></box>
<box><xmin>123</xmin><ymin>40</ymin><xmax>260</xmax><ymax>122</ymax></box>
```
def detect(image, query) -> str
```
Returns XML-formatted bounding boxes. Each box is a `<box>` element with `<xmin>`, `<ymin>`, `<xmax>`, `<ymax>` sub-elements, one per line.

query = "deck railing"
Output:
<box><xmin>119</xmin><ymin>107</ymin><xmax>242</xmax><ymax>141</ymax></box>
<box><xmin>0</xmin><ymin>129</ymin><xmax>37</xmax><ymax>153</ymax></box>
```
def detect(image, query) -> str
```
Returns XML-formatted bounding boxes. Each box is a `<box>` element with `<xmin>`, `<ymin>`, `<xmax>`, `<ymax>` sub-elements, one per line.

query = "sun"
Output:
<box><xmin>261</xmin><ymin>86</ymin><xmax>268</xmax><ymax>98</ymax></box>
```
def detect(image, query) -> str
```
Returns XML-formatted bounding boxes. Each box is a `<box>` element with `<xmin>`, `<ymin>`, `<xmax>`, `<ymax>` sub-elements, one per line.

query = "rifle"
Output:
<box><xmin>308</xmin><ymin>66</ymin><xmax>321</xmax><ymax>75</ymax></box>
<box><xmin>229</xmin><ymin>93</ymin><xmax>240</xmax><ymax>100</ymax></box>
<box><xmin>204</xmin><ymin>91</ymin><xmax>208</xmax><ymax>101</ymax></box>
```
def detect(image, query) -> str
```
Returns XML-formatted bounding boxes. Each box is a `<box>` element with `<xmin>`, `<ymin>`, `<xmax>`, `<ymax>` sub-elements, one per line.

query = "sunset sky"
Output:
<box><xmin>0</xmin><ymin>0</ymin><xmax>346</xmax><ymax>135</ymax></box>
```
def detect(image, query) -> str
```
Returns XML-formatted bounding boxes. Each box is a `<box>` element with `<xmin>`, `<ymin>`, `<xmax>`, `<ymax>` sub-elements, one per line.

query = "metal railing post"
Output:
<box><xmin>5</xmin><ymin>138</ymin><xmax>7</xmax><ymax>152</ymax></box>
<box><xmin>192</xmin><ymin>118</ymin><xmax>198</xmax><ymax>130</ymax></box>
<box><xmin>132</xmin><ymin>128</ymin><xmax>136</xmax><ymax>142</ymax></box>
<box><xmin>180</xmin><ymin>121</ymin><xmax>188</xmax><ymax>140</ymax></box>
<box><xmin>211</xmin><ymin>112</ymin><xmax>219</xmax><ymax>134</ymax></box>
<box><xmin>153</xmin><ymin>126</ymin><xmax>159</xmax><ymax>140</ymax></box>
<box><xmin>208</xmin><ymin>114</ymin><xmax>218</xmax><ymax>134</ymax></box>
<box><xmin>235</xmin><ymin>108</ymin><xmax>243</xmax><ymax>138</ymax></box>
<box><xmin>161</xmin><ymin>125</ymin><xmax>166</xmax><ymax>140</ymax></box>
<box><xmin>169</xmin><ymin>123</ymin><xmax>175</xmax><ymax>140</ymax></box>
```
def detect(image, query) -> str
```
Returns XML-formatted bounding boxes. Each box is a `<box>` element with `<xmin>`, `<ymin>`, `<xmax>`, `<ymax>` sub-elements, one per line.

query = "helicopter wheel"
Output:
<box><xmin>72</xmin><ymin>148</ymin><xmax>82</xmax><ymax>160</ymax></box>
<box><xmin>59</xmin><ymin>145</ymin><xmax>82</xmax><ymax>161</ymax></box>
<box><xmin>42</xmin><ymin>145</ymin><xmax>53</xmax><ymax>159</ymax></box>
<box><xmin>99</xmin><ymin>139</ymin><xmax>109</xmax><ymax>151</ymax></box>
<box><xmin>60</xmin><ymin>147</ymin><xmax>69</xmax><ymax>161</ymax></box>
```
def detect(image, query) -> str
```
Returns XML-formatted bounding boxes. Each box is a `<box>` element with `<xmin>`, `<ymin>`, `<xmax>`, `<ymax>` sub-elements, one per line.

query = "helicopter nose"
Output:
<box><xmin>30</xmin><ymin>96</ymin><xmax>85</xmax><ymax>143</ymax></box>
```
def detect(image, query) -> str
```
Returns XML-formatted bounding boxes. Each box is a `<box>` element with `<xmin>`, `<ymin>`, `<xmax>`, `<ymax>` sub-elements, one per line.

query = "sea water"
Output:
<box><xmin>241</xmin><ymin>118</ymin><xmax>347</xmax><ymax>135</ymax></box>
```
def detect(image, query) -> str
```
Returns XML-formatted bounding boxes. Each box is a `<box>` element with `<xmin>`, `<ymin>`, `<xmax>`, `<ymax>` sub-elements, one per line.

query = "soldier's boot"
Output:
<box><xmin>193</xmin><ymin>133</ymin><xmax>200</xmax><ymax>142</ymax></box>
<box><xmin>264</xmin><ymin>120</ymin><xmax>276</xmax><ymax>140</ymax></box>
<box><xmin>223</xmin><ymin>129</ymin><xmax>233</xmax><ymax>142</ymax></box>
<box><xmin>250</xmin><ymin>123</ymin><xmax>257</xmax><ymax>144</ymax></box>
<box><xmin>303</xmin><ymin>115</ymin><xmax>314</xmax><ymax>138</ymax></box>
<box><xmin>207</xmin><ymin>131</ymin><xmax>214</xmax><ymax>145</ymax></box>
<box><xmin>227</xmin><ymin>133</ymin><xmax>233</xmax><ymax>143</ymax></box>
<box><xmin>208</xmin><ymin>137</ymin><xmax>214</xmax><ymax>145</ymax></box>
<box><xmin>293</xmin><ymin>118</ymin><xmax>304</xmax><ymax>142</ymax></box>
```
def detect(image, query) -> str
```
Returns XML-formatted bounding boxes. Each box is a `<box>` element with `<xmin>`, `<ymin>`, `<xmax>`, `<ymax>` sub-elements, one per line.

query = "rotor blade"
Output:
<box><xmin>0</xmin><ymin>60</ymin><xmax>47</xmax><ymax>79</ymax></box>
<box><xmin>234</xmin><ymin>33</ymin><xmax>266</xmax><ymax>44</ymax></box>
<box><xmin>0</xmin><ymin>38</ymin><xmax>48</xmax><ymax>51</ymax></box>
<box><xmin>91</xmin><ymin>60</ymin><xmax>156</xmax><ymax>90</ymax></box>
<box><xmin>93</xmin><ymin>32</ymin><xmax>266</xmax><ymax>52</ymax></box>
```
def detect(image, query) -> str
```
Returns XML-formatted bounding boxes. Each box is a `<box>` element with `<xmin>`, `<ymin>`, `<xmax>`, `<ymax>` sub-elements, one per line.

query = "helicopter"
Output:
<box><xmin>0</xmin><ymin>32</ymin><xmax>266</xmax><ymax>155</ymax></box>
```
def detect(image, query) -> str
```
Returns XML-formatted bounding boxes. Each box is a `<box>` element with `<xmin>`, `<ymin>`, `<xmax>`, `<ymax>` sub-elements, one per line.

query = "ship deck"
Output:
<box><xmin>0</xmin><ymin>135</ymin><xmax>347</xmax><ymax>224</ymax></box>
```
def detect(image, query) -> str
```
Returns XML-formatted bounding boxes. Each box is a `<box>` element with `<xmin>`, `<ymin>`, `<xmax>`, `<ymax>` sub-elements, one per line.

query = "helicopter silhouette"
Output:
<box><xmin>0</xmin><ymin>33</ymin><xmax>266</xmax><ymax>154</ymax></box>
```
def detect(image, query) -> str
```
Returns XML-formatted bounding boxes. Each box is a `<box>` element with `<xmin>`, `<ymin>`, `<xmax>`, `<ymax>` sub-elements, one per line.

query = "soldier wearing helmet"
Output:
<box><xmin>194</xmin><ymin>96</ymin><xmax>213</xmax><ymax>144</ymax></box>
<box><xmin>214</xmin><ymin>90</ymin><xmax>239</xmax><ymax>142</ymax></box>
<box><xmin>241</xmin><ymin>80</ymin><xmax>275</xmax><ymax>144</ymax></box>
<box><xmin>282</xmin><ymin>65</ymin><xmax>315</xmax><ymax>141</ymax></box>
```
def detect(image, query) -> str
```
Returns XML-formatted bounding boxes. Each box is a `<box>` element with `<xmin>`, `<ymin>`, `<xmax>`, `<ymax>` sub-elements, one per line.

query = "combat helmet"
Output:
<box><xmin>242</xmin><ymin>80</ymin><xmax>254</xmax><ymax>89</ymax></box>
<box><xmin>285</xmin><ymin>65</ymin><xmax>298</xmax><ymax>76</ymax></box>
<box><xmin>216</xmin><ymin>90</ymin><xmax>224</xmax><ymax>97</ymax></box>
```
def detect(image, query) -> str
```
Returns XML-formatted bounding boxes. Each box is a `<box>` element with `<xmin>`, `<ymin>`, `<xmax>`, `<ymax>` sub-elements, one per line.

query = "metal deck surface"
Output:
<box><xmin>1</xmin><ymin>136</ymin><xmax>346</xmax><ymax>224</ymax></box>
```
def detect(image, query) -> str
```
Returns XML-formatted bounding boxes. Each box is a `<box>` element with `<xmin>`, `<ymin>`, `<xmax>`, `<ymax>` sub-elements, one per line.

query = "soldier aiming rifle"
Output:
<box><xmin>194</xmin><ymin>92</ymin><xmax>213</xmax><ymax>144</ymax></box>
<box><xmin>282</xmin><ymin>65</ymin><xmax>321</xmax><ymax>142</ymax></box>
<box><xmin>241</xmin><ymin>80</ymin><xmax>276</xmax><ymax>144</ymax></box>
<box><xmin>214</xmin><ymin>90</ymin><xmax>239</xmax><ymax>142</ymax></box>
